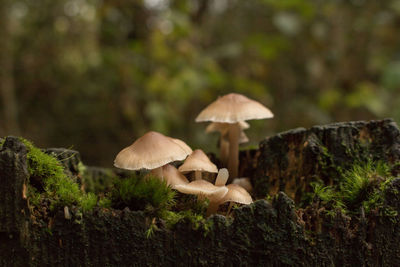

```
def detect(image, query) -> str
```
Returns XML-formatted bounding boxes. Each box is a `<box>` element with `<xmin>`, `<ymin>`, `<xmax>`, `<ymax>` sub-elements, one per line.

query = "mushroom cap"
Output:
<box><xmin>195</xmin><ymin>93</ymin><xmax>273</xmax><ymax>123</ymax></box>
<box><xmin>218</xmin><ymin>184</ymin><xmax>253</xmax><ymax>205</ymax></box>
<box><xmin>170</xmin><ymin>138</ymin><xmax>193</xmax><ymax>154</ymax></box>
<box><xmin>205</xmin><ymin>121</ymin><xmax>250</xmax><ymax>134</ymax></box>
<box><xmin>232</xmin><ymin>177</ymin><xmax>253</xmax><ymax>192</ymax></box>
<box><xmin>174</xmin><ymin>180</ymin><xmax>228</xmax><ymax>201</ymax></box>
<box><xmin>162</xmin><ymin>164</ymin><xmax>189</xmax><ymax>188</ymax></box>
<box><xmin>114</xmin><ymin>131</ymin><xmax>191</xmax><ymax>170</ymax></box>
<box><xmin>178</xmin><ymin>149</ymin><xmax>218</xmax><ymax>174</ymax></box>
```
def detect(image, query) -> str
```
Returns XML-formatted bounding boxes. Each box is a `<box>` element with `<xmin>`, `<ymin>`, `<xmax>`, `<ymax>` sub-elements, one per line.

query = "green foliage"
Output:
<box><xmin>110</xmin><ymin>175</ymin><xmax>176</xmax><ymax>212</ymax></box>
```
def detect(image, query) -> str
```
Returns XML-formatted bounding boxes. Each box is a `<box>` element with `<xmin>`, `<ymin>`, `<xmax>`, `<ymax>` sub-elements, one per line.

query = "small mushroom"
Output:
<box><xmin>218</xmin><ymin>184</ymin><xmax>253</xmax><ymax>212</ymax></box>
<box><xmin>214</xmin><ymin>168</ymin><xmax>229</xmax><ymax>186</ymax></box>
<box><xmin>232</xmin><ymin>177</ymin><xmax>253</xmax><ymax>193</ymax></box>
<box><xmin>114</xmin><ymin>131</ymin><xmax>192</xmax><ymax>179</ymax></box>
<box><xmin>196</xmin><ymin>93</ymin><xmax>273</xmax><ymax>179</ymax></box>
<box><xmin>162</xmin><ymin>164</ymin><xmax>189</xmax><ymax>188</ymax></box>
<box><xmin>174</xmin><ymin>180</ymin><xmax>228</xmax><ymax>216</ymax></box>
<box><xmin>178</xmin><ymin>149</ymin><xmax>218</xmax><ymax>180</ymax></box>
<box><xmin>64</xmin><ymin>206</ymin><xmax>71</xmax><ymax>220</ymax></box>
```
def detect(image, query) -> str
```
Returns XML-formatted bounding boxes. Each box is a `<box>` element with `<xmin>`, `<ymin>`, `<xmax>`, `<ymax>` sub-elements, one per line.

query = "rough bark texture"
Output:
<box><xmin>0</xmin><ymin>137</ymin><xmax>30</xmax><ymax>265</ymax></box>
<box><xmin>252</xmin><ymin>119</ymin><xmax>400</xmax><ymax>201</ymax></box>
<box><xmin>0</xmin><ymin>120</ymin><xmax>400</xmax><ymax>266</ymax></box>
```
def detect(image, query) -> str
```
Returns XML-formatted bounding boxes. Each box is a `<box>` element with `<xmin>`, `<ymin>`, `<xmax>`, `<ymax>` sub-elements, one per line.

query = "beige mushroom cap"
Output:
<box><xmin>170</xmin><ymin>138</ymin><xmax>193</xmax><ymax>154</ymax></box>
<box><xmin>114</xmin><ymin>131</ymin><xmax>191</xmax><ymax>170</ymax></box>
<box><xmin>195</xmin><ymin>93</ymin><xmax>273</xmax><ymax>123</ymax></box>
<box><xmin>218</xmin><ymin>184</ymin><xmax>253</xmax><ymax>205</ymax></box>
<box><xmin>178</xmin><ymin>149</ymin><xmax>218</xmax><ymax>174</ymax></box>
<box><xmin>205</xmin><ymin>121</ymin><xmax>250</xmax><ymax>134</ymax></box>
<box><xmin>162</xmin><ymin>164</ymin><xmax>189</xmax><ymax>188</ymax></box>
<box><xmin>232</xmin><ymin>177</ymin><xmax>253</xmax><ymax>193</ymax></box>
<box><xmin>174</xmin><ymin>180</ymin><xmax>228</xmax><ymax>201</ymax></box>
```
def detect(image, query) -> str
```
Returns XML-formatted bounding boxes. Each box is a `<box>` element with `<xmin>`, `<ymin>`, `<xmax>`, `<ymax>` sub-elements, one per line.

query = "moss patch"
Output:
<box><xmin>110</xmin><ymin>175</ymin><xmax>176</xmax><ymax>212</ymax></box>
<box><xmin>305</xmin><ymin>160</ymin><xmax>397</xmax><ymax>218</ymax></box>
<box><xmin>20</xmin><ymin>138</ymin><xmax>100</xmax><ymax>212</ymax></box>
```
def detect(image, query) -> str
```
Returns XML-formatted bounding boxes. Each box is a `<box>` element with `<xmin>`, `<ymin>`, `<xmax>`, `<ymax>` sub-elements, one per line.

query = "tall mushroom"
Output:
<box><xmin>196</xmin><ymin>93</ymin><xmax>273</xmax><ymax>179</ymax></box>
<box><xmin>205</xmin><ymin>121</ymin><xmax>249</xmax><ymax>165</ymax></box>
<box><xmin>114</xmin><ymin>131</ymin><xmax>192</xmax><ymax>179</ymax></box>
<box><xmin>178</xmin><ymin>149</ymin><xmax>218</xmax><ymax>180</ymax></box>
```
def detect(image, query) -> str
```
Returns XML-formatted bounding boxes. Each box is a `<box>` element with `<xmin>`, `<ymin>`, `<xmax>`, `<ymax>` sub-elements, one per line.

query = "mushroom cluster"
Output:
<box><xmin>195</xmin><ymin>93</ymin><xmax>273</xmax><ymax>179</ymax></box>
<box><xmin>174</xmin><ymin>168</ymin><xmax>252</xmax><ymax>216</ymax></box>
<box><xmin>113</xmin><ymin>93</ymin><xmax>271</xmax><ymax>217</ymax></box>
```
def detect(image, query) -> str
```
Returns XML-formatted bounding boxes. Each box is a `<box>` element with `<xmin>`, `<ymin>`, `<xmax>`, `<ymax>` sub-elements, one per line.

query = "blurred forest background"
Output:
<box><xmin>1</xmin><ymin>0</ymin><xmax>400</xmax><ymax>167</ymax></box>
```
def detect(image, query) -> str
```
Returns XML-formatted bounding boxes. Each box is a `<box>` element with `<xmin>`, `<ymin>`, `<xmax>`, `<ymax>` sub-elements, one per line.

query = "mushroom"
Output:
<box><xmin>174</xmin><ymin>180</ymin><xmax>228</xmax><ymax>216</ymax></box>
<box><xmin>214</xmin><ymin>168</ymin><xmax>229</xmax><ymax>186</ymax></box>
<box><xmin>162</xmin><ymin>164</ymin><xmax>189</xmax><ymax>188</ymax></box>
<box><xmin>217</xmin><ymin>184</ymin><xmax>253</xmax><ymax>215</ymax></box>
<box><xmin>114</xmin><ymin>131</ymin><xmax>192</xmax><ymax>179</ymax></box>
<box><xmin>178</xmin><ymin>149</ymin><xmax>218</xmax><ymax>180</ymax></box>
<box><xmin>205</xmin><ymin>122</ymin><xmax>250</xmax><ymax>165</ymax></box>
<box><xmin>196</xmin><ymin>93</ymin><xmax>273</xmax><ymax>179</ymax></box>
<box><xmin>232</xmin><ymin>177</ymin><xmax>253</xmax><ymax>193</ymax></box>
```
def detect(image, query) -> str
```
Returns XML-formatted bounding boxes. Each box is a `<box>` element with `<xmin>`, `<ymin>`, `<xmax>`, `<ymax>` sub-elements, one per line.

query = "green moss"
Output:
<box><xmin>308</xmin><ymin>160</ymin><xmax>395</xmax><ymax>218</ymax></box>
<box><xmin>160</xmin><ymin>209</ymin><xmax>213</xmax><ymax>233</ymax></box>
<box><xmin>80</xmin><ymin>193</ymin><xmax>98</xmax><ymax>211</ymax></box>
<box><xmin>20</xmin><ymin>138</ymin><xmax>99</xmax><ymax>212</ymax></box>
<box><xmin>340</xmin><ymin>160</ymin><xmax>389</xmax><ymax>208</ymax></box>
<box><xmin>27</xmin><ymin>185</ymin><xmax>42</xmax><ymax>207</ymax></box>
<box><xmin>21</xmin><ymin>138</ymin><xmax>67</xmax><ymax>183</ymax></box>
<box><xmin>145</xmin><ymin>219</ymin><xmax>158</xmax><ymax>238</ymax></box>
<box><xmin>310</xmin><ymin>182</ymin><xmax>335</xmax><ymax>203</ymax></box>
<box><xmin>98</xmin><ymin>197</ymin><xmax>112</xmax><ymax>208</ymax></box>
<box><xmin>110</xmin><ymin>175</ymin><xmax>176</xmax><ymax>212</ymax></box>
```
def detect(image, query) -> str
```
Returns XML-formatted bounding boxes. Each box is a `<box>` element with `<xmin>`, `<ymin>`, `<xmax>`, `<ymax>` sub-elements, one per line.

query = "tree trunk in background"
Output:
<box><xmin>0</xmin><ymin>0</ymin><xmax>20</xmax><ymax>136</ymax></box>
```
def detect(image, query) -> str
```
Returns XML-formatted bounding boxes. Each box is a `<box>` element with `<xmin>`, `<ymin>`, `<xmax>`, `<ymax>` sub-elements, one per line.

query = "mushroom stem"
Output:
<box><xmin>206</xmin><ymin>201</ymin><xmax>219</xmax><ymax>217</ymax></box>
<box><xmin>150</xmin><ymin>167</ymin><xmax>164</xmax><ymax>180</ymax></box>
<box><xmin>194</xmin><ymin>171</ymin><xmax>202</xmax><ymax>180</ymax></box>
<box><xmin>227</xmin><ymin>122</ymin><xmax>240</xmax><ymax>180</ymax></box>
<box><xmin>226</xmin><ymin>202</ymin><xmax>234</xmax><ymax>216</ymax></box>
<box><xmin>220</xmin><ymin>134</ymin><xmax>230</xmax><ymax>166</ymax></box>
